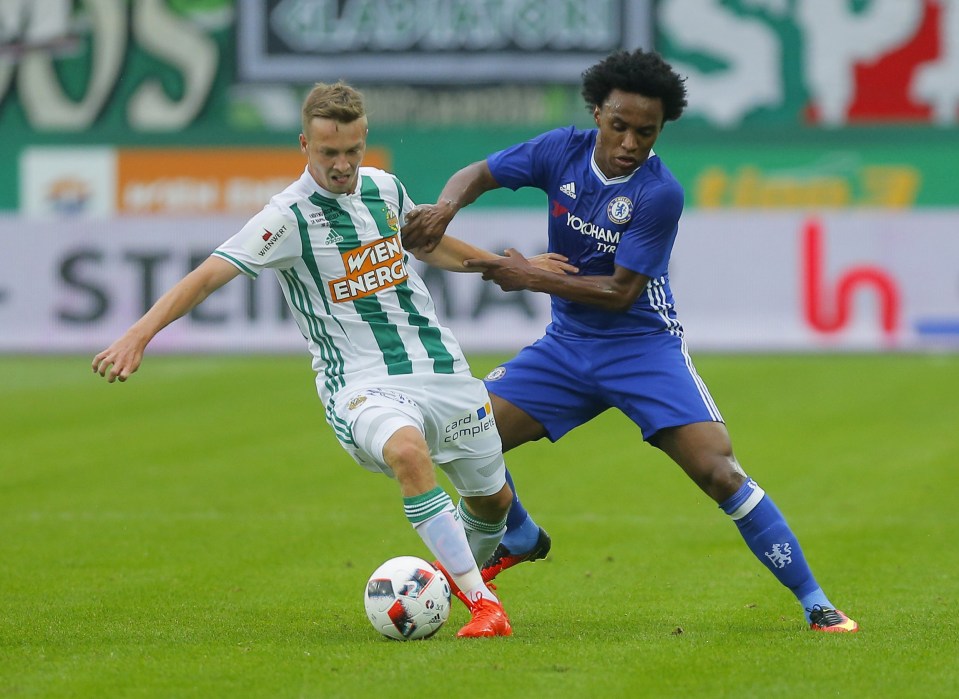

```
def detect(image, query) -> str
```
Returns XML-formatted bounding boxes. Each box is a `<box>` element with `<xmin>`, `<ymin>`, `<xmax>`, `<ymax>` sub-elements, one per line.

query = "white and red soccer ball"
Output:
<box><xmin>363</xmin><ymin>556</ymin><xmax>451</xmax><ymax>640</ymax></box>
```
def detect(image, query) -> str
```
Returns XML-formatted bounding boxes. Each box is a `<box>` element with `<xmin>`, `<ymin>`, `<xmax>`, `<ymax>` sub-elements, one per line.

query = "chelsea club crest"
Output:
<box><xmin>607</xmin><ymin>196</ymin><xmax>633</xmax><ymax>224</ymax></box>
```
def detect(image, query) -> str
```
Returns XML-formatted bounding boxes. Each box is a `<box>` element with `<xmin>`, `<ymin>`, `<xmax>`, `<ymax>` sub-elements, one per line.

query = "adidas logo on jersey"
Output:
<box><xmin>326</xmin><ymin>230</ymin><xmax>344</xmax><ymax>245</ymax></box>
<box><xmin>560</xmin><ymin>182</ymin><xmax>577</xmax><ymax>199</ymax></box>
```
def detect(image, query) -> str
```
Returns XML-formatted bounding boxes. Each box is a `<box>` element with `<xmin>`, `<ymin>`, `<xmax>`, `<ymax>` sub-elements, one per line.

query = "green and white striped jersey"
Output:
<box><xmin>214</xmin><ymin>166</ymin><xmax>469</xmax><ymax>436</ymax></box>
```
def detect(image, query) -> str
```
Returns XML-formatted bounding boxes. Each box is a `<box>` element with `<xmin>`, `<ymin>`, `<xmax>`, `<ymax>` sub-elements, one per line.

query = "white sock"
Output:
<box><xmin>414</xmin><ymin>509</ymin><xmax>498</xmax><ymax>605</ymax></box>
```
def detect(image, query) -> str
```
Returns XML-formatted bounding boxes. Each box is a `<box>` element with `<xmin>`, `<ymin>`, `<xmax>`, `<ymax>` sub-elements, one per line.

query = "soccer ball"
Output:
<box><xmin>363</xmin><ymin>556</ymin><xmax>451</xmax><ymax>640</ymax></box>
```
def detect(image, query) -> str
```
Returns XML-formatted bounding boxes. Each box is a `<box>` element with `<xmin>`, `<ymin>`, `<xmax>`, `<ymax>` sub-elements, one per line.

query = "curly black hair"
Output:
<box><xmin>581</xmin><ymin>48</ymin><xmax>688</xmax><ymax>123</ymax></box>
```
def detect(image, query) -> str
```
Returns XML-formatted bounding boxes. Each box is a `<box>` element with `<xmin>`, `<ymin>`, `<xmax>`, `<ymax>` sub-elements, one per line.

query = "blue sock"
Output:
<box><xmin>720</xmin><ymin>478</ymin><xmax>833</xmax><ymax>622</ymax></box>
<box><xmin>500</xmin><ymin>468</ymin><xmax>541</xmax><ymax>553</ymax></box>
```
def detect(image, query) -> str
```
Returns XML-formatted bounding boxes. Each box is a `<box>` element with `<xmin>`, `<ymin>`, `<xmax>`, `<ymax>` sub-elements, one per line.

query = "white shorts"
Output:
<box><xmin>329</xmin><ymin>373</ymin><xmax>506</xmax><ymax>497</ymax></box>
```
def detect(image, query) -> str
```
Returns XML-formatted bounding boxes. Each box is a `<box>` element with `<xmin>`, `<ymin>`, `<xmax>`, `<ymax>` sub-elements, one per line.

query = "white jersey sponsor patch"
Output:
<box><xmin>240</xmin><ymin>210</ymin><xmax>293</xmax><ymax>261</ymax></box>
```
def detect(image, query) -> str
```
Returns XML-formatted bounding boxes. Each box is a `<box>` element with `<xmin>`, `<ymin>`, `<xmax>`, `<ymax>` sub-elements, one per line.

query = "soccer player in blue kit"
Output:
<box><xmin>402</xmin><ymin>48</ymin><xmax>858</xmax><ymax>633</ymax></box>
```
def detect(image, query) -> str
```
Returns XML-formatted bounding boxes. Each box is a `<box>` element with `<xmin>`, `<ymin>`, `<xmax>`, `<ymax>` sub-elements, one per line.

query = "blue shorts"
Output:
<box><xmin>483</xmin><ymin>328</ymin><xmax>723</xmax><ymax>442</ymax></box>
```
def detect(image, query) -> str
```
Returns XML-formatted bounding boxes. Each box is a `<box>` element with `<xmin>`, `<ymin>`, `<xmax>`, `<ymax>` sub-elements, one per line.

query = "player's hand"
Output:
<box><xmin>464</xmin><ymin>248</ymin><xmax>537</xmax><ymax>292</ymax></box>
<box><xmin>92</xmin><ymin>336</ymin><xmax>145</xmax><ymax>383</ymax></box>
<box><xmin>527</xmin><ymin>252</ymin><xmax>578</xmax><ymax>275</ymax></box>
<box><xmin>402</xmin><ymin>203</ymin><xmax>453</xmax><ymax>252</ymax></box>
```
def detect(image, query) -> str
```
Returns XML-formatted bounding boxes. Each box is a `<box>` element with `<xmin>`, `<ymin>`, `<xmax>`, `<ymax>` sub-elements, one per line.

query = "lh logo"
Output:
<box><xmin>801</xmin><ymin>218</ymin><xmax>900</xmax><ymax>339</ymax></box>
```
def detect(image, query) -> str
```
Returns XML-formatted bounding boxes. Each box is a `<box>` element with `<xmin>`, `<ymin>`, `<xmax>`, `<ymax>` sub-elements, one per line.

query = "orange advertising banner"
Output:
<box><xmin>116</xmin><ymin>147</ymin><xmax>391</xmax><ymax>215</ymax></box>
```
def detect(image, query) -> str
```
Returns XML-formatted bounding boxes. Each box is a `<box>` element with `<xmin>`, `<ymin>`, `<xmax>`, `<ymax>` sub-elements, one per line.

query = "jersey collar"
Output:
<box><xmin>589</xmin><ymin>148</ymin><xmax>655</xmax><ymax>185</ymax></box>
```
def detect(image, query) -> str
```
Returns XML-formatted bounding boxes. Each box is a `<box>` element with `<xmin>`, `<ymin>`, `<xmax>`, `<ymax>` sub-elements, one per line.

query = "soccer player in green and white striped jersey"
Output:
<box><xmin>92</xmin><ymin>82</ymin><xmax>577</xmax><ymax>638</ymax></box>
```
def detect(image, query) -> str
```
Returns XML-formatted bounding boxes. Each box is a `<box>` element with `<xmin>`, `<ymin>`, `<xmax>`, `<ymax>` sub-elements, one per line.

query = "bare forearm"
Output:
<box><xmin>129</xmin><ymin>271</ymin><xmax>220</xmax><ymax>344</ymax></box>
<box><xmin>120</xmin><ymin>256</ymin><xmax>240</xmax><ymax>349</ymax></box>
<box><xmin>522</xmin><ymin>270</ymin><xmax>638</xmax><ymax>311</ymax></box>
<box><xmin>435</xmin><ymin>160</ymin><xmax>500</xmax><ymax>214</ymax></box>
<box><xmin>412</xmin><ymin>235</ymin><xmax>498</xmax><ymax>272</ymax></box>
<box><xmin>92</xmin><ymin>257</ymin><xmax>241</xmax><ymax>382</ymax></box>
<box><xmin>402</xmin><ymin>161</ymin><xmax>501</xmax><ymax>252</ymax></box>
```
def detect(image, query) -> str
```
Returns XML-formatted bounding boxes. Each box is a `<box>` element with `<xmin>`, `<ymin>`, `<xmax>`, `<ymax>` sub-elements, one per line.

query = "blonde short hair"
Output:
<box><xmin>301</xmin><ymin>81</ymin><xmax>366</xmax><ymax>135</ymax></box>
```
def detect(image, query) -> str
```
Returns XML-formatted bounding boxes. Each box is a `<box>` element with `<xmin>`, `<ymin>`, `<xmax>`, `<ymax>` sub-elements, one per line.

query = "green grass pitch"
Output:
<box><xmin>2</xmin><ymin>353</ymin><xmax>957</xmax><ymax>698</ymax></box>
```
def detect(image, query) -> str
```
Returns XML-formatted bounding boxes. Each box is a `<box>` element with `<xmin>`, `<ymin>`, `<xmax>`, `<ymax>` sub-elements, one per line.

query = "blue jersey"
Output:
<box><xmin>487</xmin><ymin>126</ymin><xmax>684</xmax><ymax>337</ymax></box>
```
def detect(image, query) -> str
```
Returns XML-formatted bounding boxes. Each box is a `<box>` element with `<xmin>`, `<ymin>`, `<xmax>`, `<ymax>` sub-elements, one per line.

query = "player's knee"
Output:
<box><xmin>465</xmin><ymin>483</ymin><xmax>512</xmax><ymax>522</ymax></box>
<box><xmin>700</xmin><ymin>456</ymin><xmax>747</xmax><ymax>503</ymax></box>
<box><xmin>491</xmin><ymin>482</ymin><xmax>513</xmax><ymax>516</ymax></box>
<box><xmin>382</xmin><ymin>429</ymin><xmax>431</xmax><ymax>474</ymax></box>
<box><xmin>487</xmin><ymin>485</ymin><xmax>514</xmax><ymax>520</ymax></box>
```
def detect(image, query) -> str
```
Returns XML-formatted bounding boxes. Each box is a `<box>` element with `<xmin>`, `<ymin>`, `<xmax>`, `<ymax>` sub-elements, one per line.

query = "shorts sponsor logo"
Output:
<box><xmin>348</xmin><ymin>395</ymin><xmax>367</xmax><ymax>410</ymax></box>
<box><xmin>329</xmin><ymin>234</ymin><xmax>408</xmax><ymax>303</ymax></box>
<box><xmin>443</xmin><ymin>404</ymin><xmax>496</xmax><ymax>443</ymax></box>
<box><xmin>485</xmin><ymin>366</ymin><xmax>506</xmax><ymax>381</ymax></box>
<box><xmin>361</xmin><ymin>388</ymin><xmax>417</xmax><ymax>406</ymax></box>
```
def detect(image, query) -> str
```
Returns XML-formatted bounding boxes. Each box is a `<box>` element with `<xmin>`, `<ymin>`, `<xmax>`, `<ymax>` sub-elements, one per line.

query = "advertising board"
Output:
<box><xmin>3</xmin><ymin>211</ymin><xmax>957</xmax><ymax>354</ymax></box>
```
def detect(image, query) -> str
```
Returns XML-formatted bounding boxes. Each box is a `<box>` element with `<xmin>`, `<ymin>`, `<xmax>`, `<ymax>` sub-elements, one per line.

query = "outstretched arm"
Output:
<box><xmin>409</xmin><ymin>234</ymin><xmax>497</xmax><ymax>271</ymax></box>
<box><xmin>402</xmin><ymin>160</ymin><xmax>502</xmax><ymax>252</ymax></box>
<box><xmin>92</xmin><ymin>256</ymin><xmax>242</xmax><ymax>383</ymax></box>
<box><xmin>465</xmin><ymin>248</ymin><xmax>649</xmax><ymax>312</ymax></box>
<box><xmin>411</xmin><ymin>235</ymin><xmax>577</xmax><ymax>276</ymax></box>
